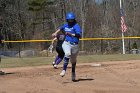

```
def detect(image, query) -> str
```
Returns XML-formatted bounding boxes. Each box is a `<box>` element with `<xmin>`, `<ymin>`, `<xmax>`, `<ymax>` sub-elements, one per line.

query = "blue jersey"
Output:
<box><xmin>60</xmin><ymin>23</ymin><xmax>81</xmax><ymax>44</ymax></box>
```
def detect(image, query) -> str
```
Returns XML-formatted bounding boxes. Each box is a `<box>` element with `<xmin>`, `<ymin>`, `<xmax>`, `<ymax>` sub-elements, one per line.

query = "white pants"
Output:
<box><xmin>62</xmin><ymin>41</ymin><xmax>79</xmax><ymax>64</ymax></box>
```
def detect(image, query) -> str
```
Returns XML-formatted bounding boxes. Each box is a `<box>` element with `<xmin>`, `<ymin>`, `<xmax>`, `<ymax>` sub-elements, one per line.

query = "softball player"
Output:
<box><xmin>52</xmin><ymin>12</ymin><xmax>81</xmax><ymax>81</ymax></box>
<box><xmin>51</xmin><ymin>32</ymin><xmax>65</xmax><ymax>69</ymax></box>
<box><xmin>0</xmin><ymin>34</ymin><xmax>4</xmax><ymax>75</ymax></box>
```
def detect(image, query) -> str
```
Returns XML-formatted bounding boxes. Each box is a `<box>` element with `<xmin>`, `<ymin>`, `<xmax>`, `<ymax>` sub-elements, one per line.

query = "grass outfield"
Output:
<box><xmin>0</xmin><ymin>54</ymin><xmax>140</xmax><ymax>68</ymax></box>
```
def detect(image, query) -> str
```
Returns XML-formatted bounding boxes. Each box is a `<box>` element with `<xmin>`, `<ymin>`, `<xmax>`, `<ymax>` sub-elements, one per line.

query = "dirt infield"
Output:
<box><xmin>0</xmin><ymin>60</ymin><xmax>140</xmax><ymax>93</ymax></box>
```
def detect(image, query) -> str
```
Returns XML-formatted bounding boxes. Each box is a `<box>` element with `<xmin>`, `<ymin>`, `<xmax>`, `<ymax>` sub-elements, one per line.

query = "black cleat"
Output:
<box><xmin>0</xmin><ymin>71</ymin><xmax>5</xmax><ymax>75</ymax></box>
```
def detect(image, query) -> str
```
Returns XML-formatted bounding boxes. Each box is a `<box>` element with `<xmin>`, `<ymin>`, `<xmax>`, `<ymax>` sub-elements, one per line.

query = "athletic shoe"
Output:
<box><xmin>53</xmin><ymin>64</ymin><xmax>58</xmax><ymax>69</ymax></box>
<box><xmin>52</xmin><ymin>62</ymin><xmax>55</xmax><ymax>66</ymax></box>
<box><xmin>60</xmin><ymin>70</ymin><xmax>66</xmax><ymax>77</ymax></box>
<box><xmin>72</xmin><ymin>72</ymin><xmax>76</xmax><ymax>81</ymax></box>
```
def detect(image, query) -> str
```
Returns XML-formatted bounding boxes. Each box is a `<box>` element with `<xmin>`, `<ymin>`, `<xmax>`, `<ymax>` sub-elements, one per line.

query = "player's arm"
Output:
<box><xmin>51</xmin><ymin>37</ymin><xmax>57</xmax><ymax>46</ymax></box>
<box><xmin>74</xmin><ymin>24</ymin><xmax>81</xmax><ymax>38</ymax></box>
<box><xmin>0</xmin><ymin>35</ymin><xmax>4</xmax><ymax>47</ymax></box>
<box><xmin>65</xmin><ymin>32</ymin><xmax>81</xmax><ymax>37</ymax></box>
<box><xmin>48</xmin><ymin>37</ymin><xmax>57</xmax><ymax>53</ymax></box>
<box><xmin>1</xmin><ymin>40</ymin><xmax>4</xmax><ymax>43</ymax></box>
<box><xmin>52</xmin><ymin>29</ymin><xmax>61</xmax><ymax>37</ymax></box>
<box><xmin>52</xmin><ymin>24</ymin><xmax>66</xmax><ymax>37</ymax></box>
<box><xmin>66</xmin><ymin>24</ymin><xmax>81</xmax><ymax>38</ymax></box>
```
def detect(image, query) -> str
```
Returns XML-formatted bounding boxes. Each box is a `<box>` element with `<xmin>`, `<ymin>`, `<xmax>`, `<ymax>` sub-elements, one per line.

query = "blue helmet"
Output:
<box><xmin>66</xmin><ymin>12</ymin><xmax>75</xmax><ymax>20</ymax></box>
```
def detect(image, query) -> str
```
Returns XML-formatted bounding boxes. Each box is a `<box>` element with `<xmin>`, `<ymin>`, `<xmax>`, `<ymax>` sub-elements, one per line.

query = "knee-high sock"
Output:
<box><xmin>54</xmin><ymin>56</ymin><xmax>59</xmax><ymax>63</ymax></box>
<box><xmin>72</xmin><ymin>63</ymin><xmax>76</xmax><ymax>73</ymax></box>
<box><xmin>63</xmin><ymin>57</ymin><xmax>69</xmax><ymax>71</ymax></box>
<box><xmin>55</xmin><ymin>58</ymin><xmax>63</xmax><ymax>65</ymax></box>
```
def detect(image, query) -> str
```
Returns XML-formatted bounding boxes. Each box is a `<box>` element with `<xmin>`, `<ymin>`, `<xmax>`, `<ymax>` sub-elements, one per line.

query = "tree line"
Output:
<box><xmin>0</xmin><ymin>0</ymin><xmax>139</xmax><ymax>54</ymax></box>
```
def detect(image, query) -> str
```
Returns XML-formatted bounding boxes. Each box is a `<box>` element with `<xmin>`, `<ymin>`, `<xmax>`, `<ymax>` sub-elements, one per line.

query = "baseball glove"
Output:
<box><xmin>48</xmin><ymin>45</ymin><xmax>54</xmax><ymax>53</ymax></box>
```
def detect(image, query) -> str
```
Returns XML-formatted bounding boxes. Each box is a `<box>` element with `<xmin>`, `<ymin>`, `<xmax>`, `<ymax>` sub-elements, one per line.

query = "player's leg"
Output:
<box><xmin>52</xmin><ymin>55</ymin><xmax>59</xmax><ymax>66</ymax></box>
<box><xmin>60</xmin><ymin>41</ymin><xmax>71</xmax><ymax>77</ymax></box>
<box><xmin>55</xmin><ymin>48</ymin><xmax>64</xmax><ymax>65</ymax></box>
<box><xmin>70</xmin><ymin>45</ymin><xmax>79</xmax><ymax>81</ymax></box>
<box><xmin>0</xmin><ymin>46</ymin><xmax>5</xmax><ymax>75</ymax></box>
<box><xmin>54</xmin><ymin>47</ymin><xmax>64</xmax><ymax>68</ymax></box>
<box><xmin>52</xmin><ymin>47</ymin><xmax>59</xmax><ymax>66</ymax></box>
<box><xmin>71</xmin><ymin>63</ymin><xmax>76</xmax><ymax>81</ymax></box>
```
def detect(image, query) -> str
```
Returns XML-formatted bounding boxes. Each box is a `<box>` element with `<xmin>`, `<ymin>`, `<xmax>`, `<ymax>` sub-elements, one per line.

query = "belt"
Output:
<box><xmin>65</xmin><ymin>40</ymin><xmax>78</xmax><ymax>45</ymax></box>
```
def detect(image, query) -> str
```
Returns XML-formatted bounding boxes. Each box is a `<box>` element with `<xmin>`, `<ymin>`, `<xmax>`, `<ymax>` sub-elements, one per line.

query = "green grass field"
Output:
<box><xmin>0</xmin><ymin>54</ymin><xmax>140</xmax><ymax>68</ymax></box>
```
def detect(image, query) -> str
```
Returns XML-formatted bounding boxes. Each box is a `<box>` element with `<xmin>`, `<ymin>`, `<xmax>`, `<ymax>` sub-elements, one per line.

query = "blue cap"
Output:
<box><xmin>66</xmin><ymin>12</ymin><xmax>75</xmax><ymax>20</ymax></box>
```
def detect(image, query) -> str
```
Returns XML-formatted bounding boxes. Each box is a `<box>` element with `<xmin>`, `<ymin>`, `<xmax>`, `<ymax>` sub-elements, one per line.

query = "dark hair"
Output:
<box><xmin>67</xmin><ymin>19</ymin><xmax>77</xmax><ymax>27</ymax></box>
<box><xmin>66</xmin><ymin>19</ymin><xmax>77</xmax><ymax>23</ymax></box>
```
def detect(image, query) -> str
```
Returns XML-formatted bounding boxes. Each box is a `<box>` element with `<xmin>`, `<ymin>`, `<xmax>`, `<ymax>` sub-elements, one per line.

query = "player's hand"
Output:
<box><xmin>65</xmin><ymin>32</ymin><xmax>72</xmax><ymax>36</ymax></box>
<box><xmin>66</xmin><ymin>32</ymin><xmax>75</xmax><ymax>37</ymax></box>
<box><xmin>1</xmin><ymin>40</ymin><xmax>4</xmax><ymax>43</ymax></box>
<box><xmin>52</xmin><ymin>33</ymin><xmax>57</xmax><ymax>37</ymax></box>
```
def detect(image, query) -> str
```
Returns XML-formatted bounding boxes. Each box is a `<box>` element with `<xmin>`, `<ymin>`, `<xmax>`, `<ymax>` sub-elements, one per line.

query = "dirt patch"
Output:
<box><xmin>0</xmin><ymin>60</ymin><xmax>140</xmax><ymax>93</ymax></box>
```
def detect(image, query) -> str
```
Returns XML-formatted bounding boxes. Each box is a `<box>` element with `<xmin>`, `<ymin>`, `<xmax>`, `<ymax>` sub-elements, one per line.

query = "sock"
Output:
<box><xmin>54</xmin><ymin>56</ymin><xmax>59</xmax><ymax>63</ymax></box>
<box><xmin>72</xmin><ymin>63</ymin><xmax>76</xmax><ymax>73</ymax></box>
<box><xmin>55</xmin><ymin>58</ymin><xmax>62</xmax><ymax>65</ymax></box>
<box><xmin>63</xmin><ymin>57</ymin><xmax>69</xmax><ymax>71</ymax></box>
